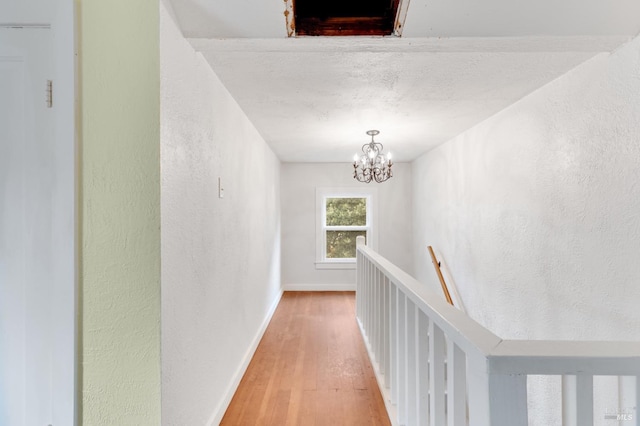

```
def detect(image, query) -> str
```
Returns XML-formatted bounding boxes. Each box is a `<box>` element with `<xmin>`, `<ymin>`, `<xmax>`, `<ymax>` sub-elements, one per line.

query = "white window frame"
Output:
<box><xmin>315</xmin><ymin>187</ymin><xmax>378</xmax><ymax>270</ymax></box>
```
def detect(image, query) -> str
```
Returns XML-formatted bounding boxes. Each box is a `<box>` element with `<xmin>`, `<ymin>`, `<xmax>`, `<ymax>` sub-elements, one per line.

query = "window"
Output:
<box><xmin>316</xmin><ymin>187</ymin><xmax>377</xmax><ymax>269</ymax></box>
<box><xmin>325</xmin><ymin>197</ymin><xmax>367</xmax><ymax>259</ymax></box>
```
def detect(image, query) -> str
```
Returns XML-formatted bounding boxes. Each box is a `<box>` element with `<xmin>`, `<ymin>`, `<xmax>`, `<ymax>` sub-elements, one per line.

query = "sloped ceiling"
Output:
<box><xmin>168</xmin><ymin>0</ymin><xmax>640</xmax><ymax>162</ymax></box>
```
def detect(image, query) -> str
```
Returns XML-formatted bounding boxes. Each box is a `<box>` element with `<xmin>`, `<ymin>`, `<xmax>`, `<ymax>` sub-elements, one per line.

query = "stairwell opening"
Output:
<box><xmin>285</xmin><ymin>0</ymin><xmax>406</xmax><ymax>37</ymax></box>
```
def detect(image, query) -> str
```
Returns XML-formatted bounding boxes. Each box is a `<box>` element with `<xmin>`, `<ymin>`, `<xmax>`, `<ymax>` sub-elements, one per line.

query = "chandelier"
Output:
<box><xmin>353</xmin><ymin>130</ymin><xmax>393</xmax><ymax>183</ymax></box>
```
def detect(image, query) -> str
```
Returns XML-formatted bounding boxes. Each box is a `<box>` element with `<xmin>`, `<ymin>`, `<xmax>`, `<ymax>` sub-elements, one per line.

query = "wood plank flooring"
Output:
<box><xmin>221</xmin><ymin>291</ymin><xmax>390</xmax><ymax>426</ymax></box>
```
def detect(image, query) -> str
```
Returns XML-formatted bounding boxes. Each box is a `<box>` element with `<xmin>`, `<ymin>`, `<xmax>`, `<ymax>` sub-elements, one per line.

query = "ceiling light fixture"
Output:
<box><xmin>353</xmin><ymin>130</ymin><xmax>393</xmax><ymax>183</ymax></box>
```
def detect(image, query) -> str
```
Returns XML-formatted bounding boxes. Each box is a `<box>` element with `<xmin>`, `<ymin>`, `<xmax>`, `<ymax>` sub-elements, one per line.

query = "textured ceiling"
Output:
<box><xmin>170</xmin><ymin>0</ymin><xmax>640</xmax><ymax>39</ymax></box>
<box><xmin>168</xmin><ymin>0</ymin><xmax>640</xmax><ymax>162</ymax></box>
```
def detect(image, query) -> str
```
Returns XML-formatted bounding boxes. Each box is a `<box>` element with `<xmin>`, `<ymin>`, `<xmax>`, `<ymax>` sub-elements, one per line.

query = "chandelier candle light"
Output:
<box><xmin>353</xmin><ymin>130</ymin><xmax>393</xmax><ymax>183</ymax></box>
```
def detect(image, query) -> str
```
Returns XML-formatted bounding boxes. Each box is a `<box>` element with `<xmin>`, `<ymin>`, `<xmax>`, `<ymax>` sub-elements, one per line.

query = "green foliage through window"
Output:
<box><xmin>326</xmin><ymin>231</ymin><xmax>366</xmax><ymax>258</ymax></box>
<box><xmin>325</xmin><ymin>198</ymin><xmax>366</xmax><ymax>226</ymax></box>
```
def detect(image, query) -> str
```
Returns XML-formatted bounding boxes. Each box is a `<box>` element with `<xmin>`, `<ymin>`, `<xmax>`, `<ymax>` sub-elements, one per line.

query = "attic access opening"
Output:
<box><xmin>288</xmin><ymin>0</ymin><xmax>404</xmax><ymax>37</ymax></box>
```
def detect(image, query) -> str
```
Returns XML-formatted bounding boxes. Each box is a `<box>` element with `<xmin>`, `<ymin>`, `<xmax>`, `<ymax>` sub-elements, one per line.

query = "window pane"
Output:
<box><xmin>326</xmin><ymin>197</ymin><xmax>367</xmax><ymax>226</ymax></box>
<box><xmin>326</xmin><ymin>230</ymin><xmax>366</xmax><ymax>258</ymax></box>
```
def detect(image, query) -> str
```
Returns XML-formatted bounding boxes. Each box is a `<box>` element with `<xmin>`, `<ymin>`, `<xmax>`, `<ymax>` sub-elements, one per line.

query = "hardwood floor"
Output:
<box><xmin>221</xmin><ymin>291</ymin><xmax>391</xmax><ymax>426</ymax></box>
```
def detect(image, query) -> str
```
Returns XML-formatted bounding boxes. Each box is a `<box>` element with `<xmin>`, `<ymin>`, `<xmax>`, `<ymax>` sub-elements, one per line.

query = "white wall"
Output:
<box><xmin>160</xmin><ymin>3</ymin><xmax>282</xmax><ymax>425</ymax></box>
<box><xmin>412</xmin><ymin>36</ymin><xmax>640</xmax><ymax>424</ymax></box>
<box><xmin>281</xmin><ymin>162</ymin><xmax>413</xmax><ymax>289</ymax></box>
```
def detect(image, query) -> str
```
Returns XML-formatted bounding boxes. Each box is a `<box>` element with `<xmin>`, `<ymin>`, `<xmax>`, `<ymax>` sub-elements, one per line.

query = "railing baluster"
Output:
<box><xmin>376</xmin><ymin>269</ymin><xmax>383</xmax><ymax>365</ymax></box>
<box><xmin>447</xmin><ymin>340</ymin><xmax>466</xmax><ymax>426</ymax></box>
<box><xmin>562</xmin><ymin>375</ymin><xmax>577</xmax><ymax>426</ymax></box>
<box><xmin>362</xmin><ymin>255</ymin><xmax>367</xmax><ymax>327</ymax></box>
<box><xmin>618</xmin><ymin>376</ymin><xmax>636</xmax><ymax>425</ymax></box>
<box><xmin>488</xmin><ymin>374</ymin><xmax>528</xmax><ymax>426</ymax></box>
<box><xmin>382</xmin><ymin>275</ymin><xmax>389</xmax><ymax>378</ymax></box>
<box><xmin>360</xmin><ymin>253</ymin><xmax>364</xmax><ymax>317</ymax></box>
<box><xmin>370</xmin><ymin>262</ymin><xmax>375</xmax><ymax>347</ymax></box>
<box><xmin>636</xmin><ymin>376</ymin><xmax>640</xmax><ymax>426</ymax></box>
<box><xmin>367</xmin><ymin>260</ymin><xmax>373</xmax><ymax>342</ymax></box>
<box><xmin>467</xmin><ymin>357</ymin><xmax>490</xmax><ymax>425</ymax></box>
<box><xmin>576</xmin><ymin>374</ymin><xmax>593</xmax><ymax>426</ymax></box>
<box><xmin>379</xmin><ymin>271</ymin><xmax>386</xmax><ymax>371</ymax></box>
<box><xmin>417</xmin><ymin>310</ymin><xmax>429</xmax><ymax>425</ymax></box>
<box><xmin>355</xmin><ymin>252</ymin><xmax>359</xmax><ymax>317</ymax></box>
<box><xmin>370</xmin><ymin>262</ymin><xmax>375</xmax><ymax>337</ymax></box>
<box><xmin>390</xmin><ymin>282</ymin><xmax>398</xmax><ymax>405</ymax></box>
<box><xmin>398</xmin><ymin>292</ymin><xmax>408</xmax><ymax>425</ymax></box>
<box><xmin>363</xmin><ymin>259</ymin><xmax>368</xmax><ymax>335</ymax></box>
<box><xmin>406</xmin><ymin>299</ymin><xmax>418</xmax><ymax>425</ymax></box>
<box><xmin>372</xmin><ymin>267</ymin><xmax>379</xmax><ymax>363</ymax></box>
<box><xmin>429</xmin><ymin>320</ymin><xmax>446</xmax><ymax>426</ymax></box>
<box><xmin>359</xmin><ymin>253</ymin><xmax>364</xmax><ymax>320</ymax></box>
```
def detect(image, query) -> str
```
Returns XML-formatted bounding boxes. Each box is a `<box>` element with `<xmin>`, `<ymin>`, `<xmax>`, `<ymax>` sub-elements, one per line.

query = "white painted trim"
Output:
<box><xmin>356</xmin><ymin>245</ymin><xmax>640</xmax><ymax>425</ymax></box>
<box><xmin>0</xmin><ymin>23</ymin><xmax>51</xmax><ymax>29</ymax></box>
<box><xmin>315</xmin><ymin>187</ymin><xmax>379</xmax><ymax>265</ymax></box>
<box><xmin>190</xmin><ymin>36</ymin><xmax>629</xmax><ymax>54</ymax></box>
<box><xmin>283</xmin><ymin>283</ymin><xmax>356</xmax><ymax>291</ymax></box>
<box><xmin>206</xmin><ymin>289</ymin><xmax>284</xmax><ymax>426</ymax></box>
<box><xmin>314</xmin><ymin>261</ymin><xmax>356</xmax><ymax>270</ymax></box>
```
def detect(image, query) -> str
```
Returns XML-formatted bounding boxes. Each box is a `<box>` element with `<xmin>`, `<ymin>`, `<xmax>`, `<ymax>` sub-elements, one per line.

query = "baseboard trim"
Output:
<box><xmin>207</xmin><ymin>289</ymin><xmax>283</xmax><ymax>426</ymax></box>
<box><xmin>282</xmin><ymin>283</ymin><xmax>356</xmax><ymax>291</ymax></box>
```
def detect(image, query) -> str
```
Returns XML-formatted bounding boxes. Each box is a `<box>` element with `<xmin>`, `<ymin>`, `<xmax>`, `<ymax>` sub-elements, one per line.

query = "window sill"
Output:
<box><xmin>315</xmin><ymin>261</ymin><xmax>356</xmax><ymax>270</ymax></box>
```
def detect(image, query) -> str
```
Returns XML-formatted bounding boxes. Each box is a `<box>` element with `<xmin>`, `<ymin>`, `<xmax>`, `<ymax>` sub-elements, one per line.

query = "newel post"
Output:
<box><xmin>356</xmin><ymin>235</ymin><xmax>366</xmax><ymax>247</ymax></box>
<box><xmin>468</xmin><ymin>356</ymin><xmax>528</xmax><ymax>426</ymax></box>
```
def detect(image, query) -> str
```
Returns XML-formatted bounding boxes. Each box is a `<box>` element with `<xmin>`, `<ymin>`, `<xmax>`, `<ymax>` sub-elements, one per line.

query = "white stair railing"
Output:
<box><xmin>355</xmin><ymin>239</ymin><xmax>640</xmax><ymax>426</ymax></box>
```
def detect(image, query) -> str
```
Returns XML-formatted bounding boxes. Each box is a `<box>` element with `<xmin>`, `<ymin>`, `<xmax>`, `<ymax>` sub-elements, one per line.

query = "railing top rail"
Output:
<box><xmin>489</xmin><ymin>340</ymin><xmax>640</xmax><ymax>375</ymax></box>
<box><xmin>493</xmin><ymin>339</ymin><xmax>640</xmax><ymax>357</ymax></box>
<box><xmin>358</xmin><ymin>244</ymin><xmax>503</xmax><ymax>358</ymax></box>
<box><xmin>358</xmin><ymin>244</ymin><xmax>640</xmax><ymax>370</ymax></box>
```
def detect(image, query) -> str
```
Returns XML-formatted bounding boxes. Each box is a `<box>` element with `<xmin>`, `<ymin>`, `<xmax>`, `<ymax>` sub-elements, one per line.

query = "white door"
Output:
<box><xmin>0</xmin><ymin>27</ymin><xmax>61</xmax><ymax>426</ymax></box>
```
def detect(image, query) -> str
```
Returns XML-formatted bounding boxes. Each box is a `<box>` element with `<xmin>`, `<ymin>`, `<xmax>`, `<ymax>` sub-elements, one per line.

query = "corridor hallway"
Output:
<box><xmin>221</xmin><ymin>291</ymin><xmax>390</xmax><ymax>425</ymax></box>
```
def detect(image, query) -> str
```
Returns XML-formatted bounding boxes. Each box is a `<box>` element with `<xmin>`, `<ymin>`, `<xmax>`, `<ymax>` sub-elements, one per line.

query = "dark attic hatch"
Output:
<box><xmin>292</xmin><ymin>0</ymin><xmax>402</xmax><ymax>36</ymax></box>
